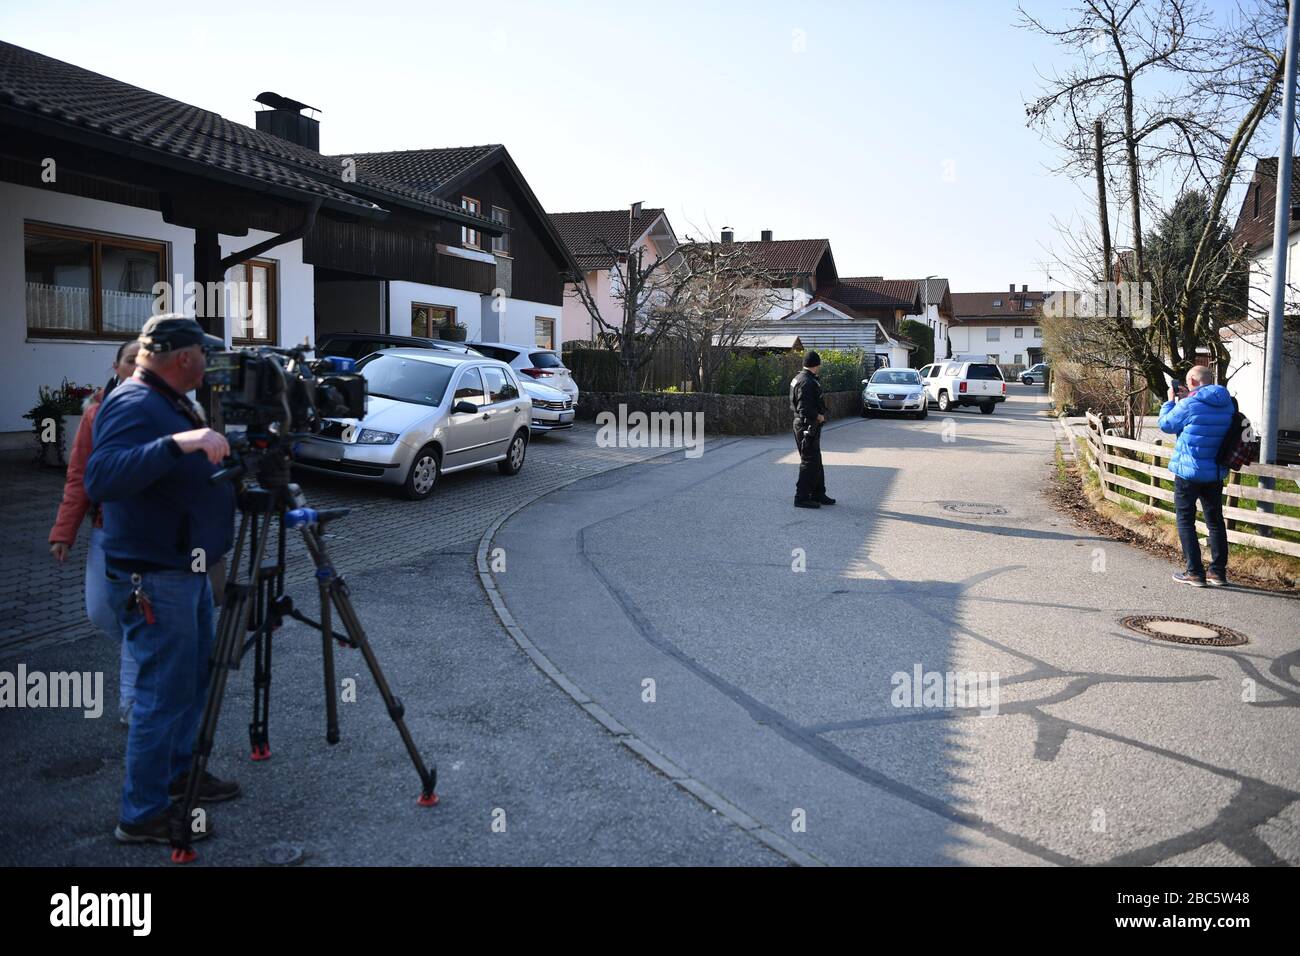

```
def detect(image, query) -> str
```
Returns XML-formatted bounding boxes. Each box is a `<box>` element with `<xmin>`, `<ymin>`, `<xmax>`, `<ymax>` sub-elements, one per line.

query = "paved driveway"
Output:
<box><xmin>491</xmin><ymin>386</ymin><xmax>1300</xmax><ymax>865</ymax></box>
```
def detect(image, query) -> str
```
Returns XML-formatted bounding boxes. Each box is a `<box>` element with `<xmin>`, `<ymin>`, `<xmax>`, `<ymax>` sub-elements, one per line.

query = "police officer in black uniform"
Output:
<box><xmin>790</xmin><ymin>351</ymin><xmax>835</xmax><ymax>509</ymax></box>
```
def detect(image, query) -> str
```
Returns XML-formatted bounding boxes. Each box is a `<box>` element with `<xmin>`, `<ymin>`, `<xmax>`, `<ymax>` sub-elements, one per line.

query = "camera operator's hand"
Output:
<box><xmin>50</xmin><ymin>542</ymin><xmax>70</xmax><ymax>562</ymax></box>
<box><xmin>172</xmin><ymin>428</ymin><xmax>230</xmax><ymax>465</ymax></box>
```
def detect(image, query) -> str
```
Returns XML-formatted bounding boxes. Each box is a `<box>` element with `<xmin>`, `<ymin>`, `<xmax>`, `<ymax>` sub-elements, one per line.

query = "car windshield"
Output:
<box><xmin>357</xmin><ymin>354</ymin><xmax>455</xmax><ymax>407</ymax></box>
<box><xmin>870</xmin><ymin>370</ymin><xmax>920</xmax><ymax>385</ymax></box>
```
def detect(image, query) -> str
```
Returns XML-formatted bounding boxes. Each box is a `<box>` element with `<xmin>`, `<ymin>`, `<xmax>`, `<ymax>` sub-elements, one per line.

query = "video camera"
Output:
<box><xmin>205</xmin><ymin>344</ymin><xmax>366</xmax><ymax>434</ymax></box>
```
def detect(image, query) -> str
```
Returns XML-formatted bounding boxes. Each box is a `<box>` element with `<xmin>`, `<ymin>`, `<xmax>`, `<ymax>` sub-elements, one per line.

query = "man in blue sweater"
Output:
<box><xmin>1157</xmin><ymin>365</ymin><xmax>1234</xmax><ymax>588</ymax></box>
<box><xmin>85</xmin><ymin>315</ymin><xmax>240</xmax><ymax>844</ymax></box>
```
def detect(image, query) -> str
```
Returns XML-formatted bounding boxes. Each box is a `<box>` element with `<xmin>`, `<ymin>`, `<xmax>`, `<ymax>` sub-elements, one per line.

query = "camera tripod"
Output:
<box><xmin>170</xmin><ymin>446</ymin><xmax>438</xmax><ymax>863</ymax></box>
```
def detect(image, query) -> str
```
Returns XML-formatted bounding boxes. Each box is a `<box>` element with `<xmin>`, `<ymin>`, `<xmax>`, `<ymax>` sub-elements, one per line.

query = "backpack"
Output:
<box><xmin>1215</xmin><ymin>397</ymin><xmax>1257</xmax><ymax>470</ymax></box>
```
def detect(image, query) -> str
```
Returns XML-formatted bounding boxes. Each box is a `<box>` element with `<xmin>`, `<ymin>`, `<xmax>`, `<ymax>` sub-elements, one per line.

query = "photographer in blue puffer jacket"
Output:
<box><xmin>1157</xmin><ymin>365</ymin><xmax>1234</xmax><ymax>588</ymax></box>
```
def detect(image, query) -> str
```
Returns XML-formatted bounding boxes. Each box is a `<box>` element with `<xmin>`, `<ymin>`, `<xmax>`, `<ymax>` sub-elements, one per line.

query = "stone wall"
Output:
<box><xmin>576</xmin><ymin>389</ymin><xmax>862</xmax><ymax>435</ymax></box>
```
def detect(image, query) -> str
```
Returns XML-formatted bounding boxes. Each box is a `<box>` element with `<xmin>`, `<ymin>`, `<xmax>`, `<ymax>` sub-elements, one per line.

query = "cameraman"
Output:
<box><xmin>85</xmin><ymin>315</ymin><xmax>240</xmax><ymax>844</ymax></box>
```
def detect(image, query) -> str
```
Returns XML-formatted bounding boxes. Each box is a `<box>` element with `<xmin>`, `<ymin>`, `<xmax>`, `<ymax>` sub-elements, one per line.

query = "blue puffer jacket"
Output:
<box><xmin>1157</xmin><ymin>384</ymin><xmax>1234</xmax><ymax>483</ymax></box>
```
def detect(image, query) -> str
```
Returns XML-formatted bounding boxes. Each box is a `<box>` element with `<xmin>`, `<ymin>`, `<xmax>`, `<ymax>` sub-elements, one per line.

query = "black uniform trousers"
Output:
<box><xmin>793</xmin><ymin>419</ymin><xmax>825</xmax><ymax>500</ymax></box>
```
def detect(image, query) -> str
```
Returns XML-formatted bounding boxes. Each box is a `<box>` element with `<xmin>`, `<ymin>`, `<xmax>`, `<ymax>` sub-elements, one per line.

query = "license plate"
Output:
<box><xmin>295</xmin><ymin>442</ymin><xmax>342</xmax><ymax>463</ymax></box>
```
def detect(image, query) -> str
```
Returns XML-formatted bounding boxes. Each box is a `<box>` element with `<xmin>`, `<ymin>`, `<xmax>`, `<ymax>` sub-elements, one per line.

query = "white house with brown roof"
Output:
<box><xmin>550</xmin><ymin>207</ymin><xmax>678</xmax><ymax>343</ymax></box>
<box><xmin>949</xmin><ymin>285</ymin><xmax>1046</xmax><ymax>369</ymax></box>
<box><xmin>1222</xmin><ymin>157</ymin><xmax>1300</xmax><ymax>459</ymax></box>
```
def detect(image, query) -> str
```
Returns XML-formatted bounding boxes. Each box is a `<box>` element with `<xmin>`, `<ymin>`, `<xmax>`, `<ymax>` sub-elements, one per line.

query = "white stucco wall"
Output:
<box><xmin>2</xmin><ymin>180</ymin><xmax>312</xmax><ymax>436</ymax></box>
<box><xmin>387</xmin><ymin>282</ymin><xmax>484</xmax><ymax>340</ymax></box>
<box><xmin>481</xmin><ymin>295</ymin><xmax>562</xmax><ymax>347</ymax></box>
<box><xmin>947</xmin><ymin>323</ymin><xmax>1042</xmax><ymax>364</ymax></box>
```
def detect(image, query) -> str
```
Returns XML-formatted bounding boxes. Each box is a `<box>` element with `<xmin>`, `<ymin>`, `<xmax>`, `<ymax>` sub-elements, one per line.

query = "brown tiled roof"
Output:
<box><xmin>0</xmin><ymin>40</ymin><xmax>496</xmax><ymax>225</ymax></box>
<box><xmin>549</xmin><ymin>208</ymin><xmax>666</xmax><ymax>270</ymax></box>
<box><xmin>836</xmin><ymin>277</ymin><xmax>922</xmax><ymax>309</ymax></box>
<box><xmin>1232</xmin><ymin>157</ymin><xmax>1300</xmax><ymax>253</ymax></box>
<box><xmin>952</xmin><ymin>290</ymin><xmax>1046</xmax><ymax>321</ymax></box>
<box><xmin>725</xmin><ymin>238</ymin><xmax>831</xmax><ymax>276</ymax></box>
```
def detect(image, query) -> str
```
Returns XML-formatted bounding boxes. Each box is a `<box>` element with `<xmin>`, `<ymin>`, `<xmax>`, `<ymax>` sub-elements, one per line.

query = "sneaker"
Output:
<box><xmin>1172</xmin><ymin>571</ymin><xmax>1206</xmax><ymax>588</ymax></box>
<box><xmin>794</xmin><ymin>498</ymin><xmax>821</xmax><ymax>509</ymax></box>
<box><xmin>1205</xmin><ymin>572</ymin><xmax>1229</xmax><ymax>587</ymax></box>
<box><xmin>169</xmin><ymin>770</ymin><xmax>241</xmax><ymax>803</ymax></box>
<box><xmin>816</xmin><ymin>495</ymin><xmax>836</xmax><ymax>505</ymax></box>
<box><xmin>114</xmin><ymin>805</ymin><xmax>212</xmax><ymax>845</ymax></box>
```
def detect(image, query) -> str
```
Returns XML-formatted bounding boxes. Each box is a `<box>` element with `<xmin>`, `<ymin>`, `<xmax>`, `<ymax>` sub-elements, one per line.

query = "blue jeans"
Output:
<box><xmin>1173</xmin><ymin>476</ymin><xmax>1229</xmax><ymax>579</ymax></box>
<box><xmin>87</xmin><ymin>528</ymin><xmax>138</xmax><ymax>714</ymax></box>
<box><xmin>104</xmin><ymin>566</ymin><xmax>215</xmax><ymax>825</ymax></box>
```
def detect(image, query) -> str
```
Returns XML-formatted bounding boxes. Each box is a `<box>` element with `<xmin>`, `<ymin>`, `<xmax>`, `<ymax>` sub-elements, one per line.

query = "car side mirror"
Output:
<box><xmin>861</xmin><ymin>379</ymin><xmax>869</xmax><ymax>385</ymax></box>
<box><xmin>453</xmin><ymin>400</ymin><xmax>478</xmax><ymax>414</ymax></box>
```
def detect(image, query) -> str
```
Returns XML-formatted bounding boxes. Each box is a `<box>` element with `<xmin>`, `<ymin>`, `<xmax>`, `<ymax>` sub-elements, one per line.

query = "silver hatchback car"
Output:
<box><xmin>293</xmin><ymin>349</ymin><xmax>532</xmax><ymax>500</ymax></box>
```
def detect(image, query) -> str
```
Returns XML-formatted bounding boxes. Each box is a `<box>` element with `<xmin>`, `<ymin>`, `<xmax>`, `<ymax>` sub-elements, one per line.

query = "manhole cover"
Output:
<box><xmin>262</xmin><ymin>842</ymin><xmax>305</xmax><ymax>866</ymax></box>
<box><xmin>942</xmin><ymin>502</ymin><xmax>1008</xmax><ymax>517</ymax></box>
<box><xmin>1120</xmin><ymin>615</ymin><xmax>1248</xmax><ymax>646</ymax></box>
<box><xmin>40</xmin><ymin>757</ymin><xmax>103</xmax><ymax>780</ymax></box>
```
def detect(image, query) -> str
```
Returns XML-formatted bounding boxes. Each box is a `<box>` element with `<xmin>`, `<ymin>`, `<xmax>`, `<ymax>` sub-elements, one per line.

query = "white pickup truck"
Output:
<box><xmin>917</xmin><ymin>359</ymin><xmax>1007</xmax><ymax>414</ymax></box>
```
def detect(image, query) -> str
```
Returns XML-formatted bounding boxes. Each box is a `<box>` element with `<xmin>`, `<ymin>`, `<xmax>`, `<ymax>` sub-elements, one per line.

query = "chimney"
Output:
<box><xmin>1022</xmin><ymin>284</ymin><xmax>1028</xmax><ymax>293</ymax></box>
<box><xmin>720</xmin><ymin>228</ymin><xmax>734</xmax><ymax>242</ymax></box>
<box><xmin>761</xmin><ymin>229</ymin><xmax>773</xmax><ymax>242</ymax></box>
<box><xmin>255</xmin><ymin>92</ymin><xmax>320</xmax><ymax>151</ymax></box>
<box><xmin>1009</xmin><ymin>283</ymin><xmax>1015</xmax><ymax>294</ymax></box>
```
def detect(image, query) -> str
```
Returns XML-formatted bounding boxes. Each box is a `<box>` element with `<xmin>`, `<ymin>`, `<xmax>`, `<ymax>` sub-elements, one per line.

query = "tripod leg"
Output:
<box><xmin>319</xmin><ymin>573</ymin><xmax>340</xmax><ymax>745</ymax></box>
<box><xmin>171</xmin><ymin>503</ymin><xmax>276</xmax><ymax>862</ymax></box>
<box><xmin>299</xmin><ymin>524</ymin><xmax>438</xmax><ymax>805</ymax></box>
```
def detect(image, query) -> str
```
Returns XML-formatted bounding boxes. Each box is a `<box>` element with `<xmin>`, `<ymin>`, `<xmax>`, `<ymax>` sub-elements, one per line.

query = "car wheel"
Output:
<box><xmin>403</xmin><ymin>444</ymin><xmax>440</xmax><ymax>500</ymax></box>
<box><xmin>937</xmin><ymin>391</ymin><xmax>951</xmax><ymax>412</ymax></box>
<box><xmin>498</xmin><ymin>429</ymin><xmax>528</xmax><ymax>475</ymax></box>
<box><xmin>980</xmin><ymin>402</ymin><xmax>995</xmax><ymax>415</ymax></box>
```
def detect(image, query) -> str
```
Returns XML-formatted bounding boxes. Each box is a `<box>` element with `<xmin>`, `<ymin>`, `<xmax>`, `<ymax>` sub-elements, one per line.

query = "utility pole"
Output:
<box><xmin>1261</xmin><ymin>0</ymin><xmax>1300</xmax><ymax>472</ymax></box>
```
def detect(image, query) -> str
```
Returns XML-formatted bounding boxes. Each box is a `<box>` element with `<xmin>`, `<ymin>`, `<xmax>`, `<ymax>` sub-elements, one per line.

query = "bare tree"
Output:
<box><xmin>1023</xmin><ymin>0</ymin><xmax>1288</xmax><ymax>399</ymax></box>
<box><xmin>671</xmin><ymin>239</ymin><xmax>782</xmax><ymax>392</ymax></box>
<box><xmin>566</xmin><ymin>235</ymin><xmax>688</xmax><ymax>392</ymax></box>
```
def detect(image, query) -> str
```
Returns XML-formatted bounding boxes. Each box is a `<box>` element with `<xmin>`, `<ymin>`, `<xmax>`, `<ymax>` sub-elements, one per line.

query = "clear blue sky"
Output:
<box><xmin>0</xmin><ymin>0</ymin><xmax>1249</xmax><ymax>293</ymax></box>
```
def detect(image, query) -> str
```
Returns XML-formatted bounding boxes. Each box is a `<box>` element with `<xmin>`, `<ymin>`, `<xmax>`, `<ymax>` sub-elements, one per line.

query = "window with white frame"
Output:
<box><xmin>1014</xmin><ymin>327</ymin><xmax>1024</xmax><ymax>338</ymax></box>
<box><xmin>1033</xmin><ymin>327</ymin><xmax>1042</xmax><ymax>338</ymax></box>
<box><xmin>986</xmin><ymin>327</ymin><xmax>1001</xmax><ymax>341</ymax></box>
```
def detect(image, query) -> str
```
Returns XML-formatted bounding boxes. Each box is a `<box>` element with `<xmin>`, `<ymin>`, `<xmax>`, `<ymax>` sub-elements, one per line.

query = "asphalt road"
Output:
<box><xmin>493</xmin><ymin>385</ymin><xmax>1300</xmax><ymax>865</ymax></box>
<box><xmin>0</xmin><ymin>427</ymin><xmax>782</xmax><ymax>866</ymax></box>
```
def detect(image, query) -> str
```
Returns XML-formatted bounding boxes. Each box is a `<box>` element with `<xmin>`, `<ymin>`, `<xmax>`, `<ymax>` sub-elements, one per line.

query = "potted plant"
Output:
<box><xmin>23</xmin><ymin>379</ymin><xmax>95</xmax><ymax>467</ymax></box>
<box><xmin>439</xmin><ymin>322</ymin><xmax>468</xmax><ymax>342</ymax></box>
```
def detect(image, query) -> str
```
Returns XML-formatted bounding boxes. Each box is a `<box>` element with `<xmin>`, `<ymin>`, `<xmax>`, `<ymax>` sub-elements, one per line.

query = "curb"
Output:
<box><xmin>474</xmin><ymin>433</ymin><xmax>832</xmax><ymax>868</ymax></box>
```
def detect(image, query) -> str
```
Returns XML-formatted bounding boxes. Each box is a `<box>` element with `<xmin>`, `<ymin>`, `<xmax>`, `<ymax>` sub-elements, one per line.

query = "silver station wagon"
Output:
<box><xmin>293</xmin><ymin>349</ymin><xmax>532</xmax><ymax>500</ymax></box>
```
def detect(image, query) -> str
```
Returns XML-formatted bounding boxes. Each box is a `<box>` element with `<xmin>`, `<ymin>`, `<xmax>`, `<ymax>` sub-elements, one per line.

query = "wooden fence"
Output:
<box><xmin>1078</xmin><ymin>412</ymin><xmax>1300</xmax><ymax>558</ymax></box>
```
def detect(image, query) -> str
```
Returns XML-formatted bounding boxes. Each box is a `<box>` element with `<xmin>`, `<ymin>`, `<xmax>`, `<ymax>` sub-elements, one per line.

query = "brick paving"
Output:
<box><xmin>0</xmin><ymin>424</ymin><xmax>678</xmax><ymax>658</ymax></box>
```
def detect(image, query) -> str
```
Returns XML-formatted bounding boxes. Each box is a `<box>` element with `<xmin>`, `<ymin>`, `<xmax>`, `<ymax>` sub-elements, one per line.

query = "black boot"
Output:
<box><xmin>816</xmin><ymin>494</ymin><xmax>836</xmax><ymax>505</ymax></box>
<box><xmin>794</xmin><ymin>497</ymin><xmax>821</xmax><ymax>509</ymax></box>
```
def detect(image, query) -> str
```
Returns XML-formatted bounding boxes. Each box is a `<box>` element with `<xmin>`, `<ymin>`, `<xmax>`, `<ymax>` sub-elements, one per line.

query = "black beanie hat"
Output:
<box><xmin>804</xmin><ymin>350</ymin><xmax>821</xmax><ymax>368</ymax></box>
